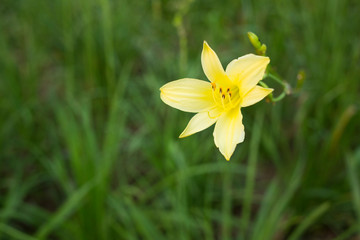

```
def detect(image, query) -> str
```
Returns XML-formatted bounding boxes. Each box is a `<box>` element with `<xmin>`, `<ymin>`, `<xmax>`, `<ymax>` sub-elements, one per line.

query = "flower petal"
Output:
<box><xmin>179</xmin><ymin>112</ymin><xmax>219</xmax><ymax>138</ymax></box>
<box><xmin>201</xmin><ymin>41</ymin><xmax>231</xmax><ymax>85</ymax></box>
<box><xmin>225</xmin><ymin>54</ymin><xmax>270</xmax><ymax>96</ymax></box>
<box><xmin>208</xmin><ymin>107</ymin><xmax>223</xmax><ymax>119</ymax></box>
<box><xmin>213</xmin><ymin>107</ymin><xmax>245</xmax><ymax>160</ymax></box>
<box><xmin>160</xmin><ymin>78</ymin><xmax>215</xmax><ymax>113</ymax></box>
<box><xmin>241</xmin><ymin>86</ymin><xmax>273</xmax><ymax>107</ymax></box>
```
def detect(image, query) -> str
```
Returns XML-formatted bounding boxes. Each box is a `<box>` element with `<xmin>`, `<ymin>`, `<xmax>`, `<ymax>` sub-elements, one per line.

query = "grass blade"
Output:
<box><xmin>35</xmin><ymin>181</ymin><xmax>94</xmax><ymax>239</ymax></box>
<box><xmin>288</xmin><ymin>202</ymin><xmax>330</xmax><ymax>240</ymax></box>
<box><xmin>345</xmin><ymin>149</ymin><xmax>360</xmax><ymax>232</ymax></box>
<box><xmin>241</xmin><ymin>110</ymin><xmax>264</xmax><ymax>239</ymax></box>
<box><xmin>0</xmin><ymin>223</ymin><xmax>37</xmax><ymax>240</ymax></box>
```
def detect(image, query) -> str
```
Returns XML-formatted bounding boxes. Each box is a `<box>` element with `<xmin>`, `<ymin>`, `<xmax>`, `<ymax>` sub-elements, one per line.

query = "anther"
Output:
<box><xmin>229</xmin><ymin>92</ymin><xmax>232</xmax><ymax>97</ymax></box>
<box><xmin>219</xmin><ymin>88</ymin><xmax>222</xmax><ymax>94</ymax></box>
<box><xmin>222</xmin><ymin>94</ymin><xmax>225</xmax><ymax>99</ymax></box>
<box><xmin>211</xmin><ymin>83</ymin><xmax>216</xmax><ymax>90</ymax></box>
<box><xmin>227</xmin><ymin>88</ymin><xmax>230</xmax><ymax>93</ymax></box>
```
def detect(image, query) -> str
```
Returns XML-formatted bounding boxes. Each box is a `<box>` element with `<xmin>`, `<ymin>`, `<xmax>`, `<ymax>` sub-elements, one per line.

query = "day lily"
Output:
<box><xmin>160</xmin><ymin>41</ymin><xmax>273</xmax><ymax>160</ymax></box>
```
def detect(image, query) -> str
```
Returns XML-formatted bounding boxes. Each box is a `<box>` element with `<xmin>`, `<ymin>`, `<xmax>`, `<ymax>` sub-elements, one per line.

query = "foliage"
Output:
<box><xmin>0</xmin><ymin>0</ymin><xmax>359</xmax><ymax>239</ymax></box>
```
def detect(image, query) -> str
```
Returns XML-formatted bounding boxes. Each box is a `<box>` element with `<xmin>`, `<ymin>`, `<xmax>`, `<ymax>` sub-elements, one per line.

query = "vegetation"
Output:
<box><xmin>1</xmin><ymin>0</ymin><xmax>359</xmax><ymax>239</ymax></box>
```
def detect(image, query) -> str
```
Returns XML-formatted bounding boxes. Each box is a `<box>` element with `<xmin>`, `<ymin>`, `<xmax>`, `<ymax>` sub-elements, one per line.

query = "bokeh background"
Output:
<box><xmin>1</xmin><ymin>0</ymin><xmax>360</xmax><ymax>239</ymax></box>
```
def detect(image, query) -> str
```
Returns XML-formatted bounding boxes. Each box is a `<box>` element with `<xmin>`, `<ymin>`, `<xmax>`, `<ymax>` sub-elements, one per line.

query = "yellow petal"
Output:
<box><xmin>241</xmin><ymin>86</ymin><xmax>273</xmax><ymax>107</ymax></box>
<box><xmin>179</xmin><ymin>112</ymin><xmax>218</xmax><ymax>138</ymax></box>
<box><xmin>213</xmin><ymin>107</ymin><xmax>245</xmax><ymax>160</ymax></box>
<box><xmin>160</xmin><ymin>78</ymin><xmax>215</xmax><ymax>113</ymax></box>
<box><xmin>225</xmin><ymin>54</ymin><xmax>270</xmax><ymax>96</ymax></box>
<box><xmin>208</xmin><ymin>107</ymin><xmax>223</xmax><ymax>119</ymax></box>
<box><xmin>201</xmin><ymin>41</ymin><xmax>231</xmax><ymax>85</ymax></box>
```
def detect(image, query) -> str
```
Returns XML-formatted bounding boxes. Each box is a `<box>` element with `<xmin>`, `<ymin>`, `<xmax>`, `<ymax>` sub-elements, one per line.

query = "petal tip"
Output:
<box><xmin>221</xmin><ymin>151</ymin><xmax>233</xmax><ymax>161</ymax></box>
<box><xmin>249</xmin><ymin>54</ymin><xmax>270</xmax><ymax>64</ymax></box>
<box><xmin>159</xmin><ymin>91</ymin><xmax>166</xmax><ymax>104</ymax></box>
<box><xmin>259</xmin><ymin>56</ymin><xmax>270</xmax><ymax>66</ymax></box>
<box><xmin>264</xmin><ymin>56</ymin><xmax>270</xmax><ymax>64</ymax></box>
<box><xmin>159</xmin><ymin>83</ymin><xmax>167</xmax><ymax>92</ymax></box>
<box><xmin>179</xmin><ymin>132</ymin><xmax>186</xmax><ymax>138</ymax></box>
<box><xmin>218</xmin><ymin>145</ymin><xmax>235</xmax><ymax>161</ymax></box>
<box><xmin>203</xmin><ymin>41</ymin><xmax>210</xmax><ymax>50</ymax></box>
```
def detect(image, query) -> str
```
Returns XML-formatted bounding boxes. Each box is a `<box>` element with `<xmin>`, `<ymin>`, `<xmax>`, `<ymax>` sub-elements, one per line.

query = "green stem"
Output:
<box><xmin>271</xmin><ymin>92</ymin><xmax>286</xmax><ymax>102</ymax></box>
<box><xmin>260</xmin><ymin>70</ymin><xmax>290</xmax><ymax>103</ymax></box>
<box><xmin>258</xmin><ymin>80</ymin><xmax>270</xmax><ymax>88</ymax></box>
<box><xmin>265</xmin><ymin>72</ymin><xmax>286</xmax><ymax>87</ymax></box>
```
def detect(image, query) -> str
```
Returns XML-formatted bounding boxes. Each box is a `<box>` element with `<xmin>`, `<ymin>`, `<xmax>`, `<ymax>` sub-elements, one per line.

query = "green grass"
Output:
<box><xmin>1</xmin><ymin>0</ymin><xmax>360</xmax><ymax>239</ymax></box>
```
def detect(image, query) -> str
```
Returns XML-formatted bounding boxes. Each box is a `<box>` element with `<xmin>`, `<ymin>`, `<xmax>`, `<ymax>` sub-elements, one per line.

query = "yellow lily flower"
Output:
<box><xmin>160</xmin><ymin>41</ymin><xmax>273</xmax><ymax>160</ymax></box>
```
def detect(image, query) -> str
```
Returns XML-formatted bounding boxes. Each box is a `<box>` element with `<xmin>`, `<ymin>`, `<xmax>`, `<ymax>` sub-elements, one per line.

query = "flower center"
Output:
<box><xmin>211</xmin><ymin>82</ymin><xmax>241</xmax><ymax>111</ymax></box>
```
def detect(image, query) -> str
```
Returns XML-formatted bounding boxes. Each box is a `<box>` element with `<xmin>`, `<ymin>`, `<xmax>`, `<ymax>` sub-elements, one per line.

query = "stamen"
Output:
<box><xmin>210</xmin><ymin>84</ymin><xmax>239</xmax><ymax>110</ymax></box>
<box><xmin>227</xmin><ymin>92</ymin><xmax>234</xmax><ymax>107</ymax></box>
<box><xmin>220</xmin><ymin>94</ymin><xmax>226</xmax><ymax>108</ymax></box>
<box><xmin>211</xmin><ymin>88</ymin><xmax>218</xmax><ymax>104</ymax></box>
<box><xmin>211</xmin><ymin>82</ymin><xmax>216</xmax><ymax>91</ymax></box>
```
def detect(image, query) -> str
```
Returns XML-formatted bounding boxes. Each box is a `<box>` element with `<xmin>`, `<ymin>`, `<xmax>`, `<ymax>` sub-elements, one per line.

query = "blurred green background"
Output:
<box><xmin>1</xmin><ymin>0</ymin><xmax>360</xmax><ymax>239</ymax></box>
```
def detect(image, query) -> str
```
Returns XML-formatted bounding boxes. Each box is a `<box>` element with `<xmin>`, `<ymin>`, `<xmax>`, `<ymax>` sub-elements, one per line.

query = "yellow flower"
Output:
<box><xmin>160</xmin><ymin>41</ymin><xmax>273</xmax><ymax>160</ymax></box>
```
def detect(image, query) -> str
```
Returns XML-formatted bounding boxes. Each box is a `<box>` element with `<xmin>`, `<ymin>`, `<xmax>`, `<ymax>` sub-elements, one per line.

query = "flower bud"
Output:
<box><xmin>258</xmin><ymin>44</ymin><xmax>267</xmax><ymax>56</ymax></box>
<box><xmin>248</xmin><ymin>32</ymin><xmax>267</xmax><ymax>56</ymax></box>
<box><xmin>247</xmin><ymin>32</ymin><xmax>262</xmax><ymax>49</ymax></box>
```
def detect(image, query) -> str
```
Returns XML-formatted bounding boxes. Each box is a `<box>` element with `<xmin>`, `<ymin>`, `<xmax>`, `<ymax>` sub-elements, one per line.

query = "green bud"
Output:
<box><xmin>257</xmin><ymin>44</ymin><xmax>267</xmax><ymax>56</ymax></box>
<box><xmin>247</xmin><ymin>32</ymin><xmax>262</xmax><ymax>49</ymax></box>
<box><xmin>248</xmin><ymin>32</ymin><xmax>267</xmax><ymax>55</ymax></box>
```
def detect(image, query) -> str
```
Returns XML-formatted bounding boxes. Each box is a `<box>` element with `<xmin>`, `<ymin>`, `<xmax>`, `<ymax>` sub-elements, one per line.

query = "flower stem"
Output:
<box><xmin>271</xmin><ymin>91</ymin><xmax>286</xmax><ymax>102</ymax></box>
<box><xmin>261</xmin><ymin>71</ymin><xmax>291</xmax><ymax>103</ymax></box>
<box><xmin>265</xmin><ymin>72</ymin><xmax>286</xmax><ymax>87</ymax></box>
